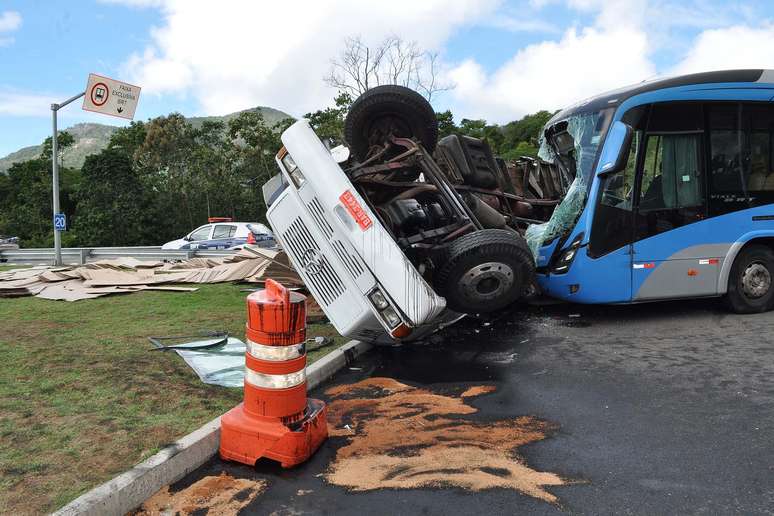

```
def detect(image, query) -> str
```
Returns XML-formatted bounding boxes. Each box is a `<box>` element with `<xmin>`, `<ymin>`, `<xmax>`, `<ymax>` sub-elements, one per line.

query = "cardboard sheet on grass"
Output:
<box><xmin>0</xmin><ymin>247</ymin><xmax>302</xmax><ymax>301</ymax></box>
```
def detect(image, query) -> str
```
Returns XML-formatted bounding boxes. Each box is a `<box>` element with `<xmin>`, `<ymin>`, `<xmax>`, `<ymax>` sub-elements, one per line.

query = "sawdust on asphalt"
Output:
<box><xmin>133</xmin><ymin>471</ymin><xmax>267</xmax><ymax>515</ymax></box>
<box><xmin>324</xmin><ymin>377</ymin><xmax>567</xmax><ymax>503</ymax></box>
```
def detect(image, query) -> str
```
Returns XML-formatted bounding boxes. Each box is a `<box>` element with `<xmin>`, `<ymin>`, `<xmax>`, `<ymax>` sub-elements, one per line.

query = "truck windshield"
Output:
<box><xmin>526</xmin><ymin>108</ymin><xmax>614</xmax><ymax>257</ymax></box>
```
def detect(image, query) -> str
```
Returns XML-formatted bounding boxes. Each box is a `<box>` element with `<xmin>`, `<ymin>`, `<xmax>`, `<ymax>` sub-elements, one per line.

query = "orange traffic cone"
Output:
<box><xmin>220</xmin><ymin>279</ymin><xmax>328</xmax><ymax>468</ymax></box>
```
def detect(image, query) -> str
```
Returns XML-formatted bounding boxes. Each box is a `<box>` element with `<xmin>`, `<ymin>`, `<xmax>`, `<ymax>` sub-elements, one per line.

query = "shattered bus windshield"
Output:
<box><xmin>526</xmin><ymin>108</ymin><xmax>613</xmax><ymax>256</ymax></box>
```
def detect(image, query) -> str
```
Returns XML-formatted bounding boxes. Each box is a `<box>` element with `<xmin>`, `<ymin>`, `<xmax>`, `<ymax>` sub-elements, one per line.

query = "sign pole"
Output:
<box><xmin>50</xmin><ymin>91</ymin><xmax>84</xmax><ymax>266</ymax></box>
<box><xmin>48</xmin><ymin>74</ymin><xmax>140</xmax><ymax>265</ymax></box>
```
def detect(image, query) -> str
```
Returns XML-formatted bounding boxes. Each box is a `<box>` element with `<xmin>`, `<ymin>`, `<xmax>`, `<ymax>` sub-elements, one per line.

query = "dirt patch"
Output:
<box><xmin>324</xmin><ymin>378</ymin><xmax>567</xmax><ymax>503</ymax></box>
<box><xmin>460</xmin><ymin>385</ymin><xmax>497</xmax><ymax>398</ymax></box>
<box><xmin>133</xmin><ymin>472</ymin><xmax>267</xmax><ymax>515</ymax></box>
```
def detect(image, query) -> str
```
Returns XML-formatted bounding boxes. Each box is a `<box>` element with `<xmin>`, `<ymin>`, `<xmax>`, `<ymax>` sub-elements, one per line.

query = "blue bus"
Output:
<box><xmin>528</xmin><ymin>69</ymin><xmax>774</xmax><ymax>313</ymax></box>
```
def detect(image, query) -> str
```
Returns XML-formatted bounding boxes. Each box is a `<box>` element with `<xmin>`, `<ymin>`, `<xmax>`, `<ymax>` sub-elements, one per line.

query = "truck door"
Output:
<box><xmin>631</xmin><ymin>124</ymin><xmax>717</xmax><ymax>300</ymax></box>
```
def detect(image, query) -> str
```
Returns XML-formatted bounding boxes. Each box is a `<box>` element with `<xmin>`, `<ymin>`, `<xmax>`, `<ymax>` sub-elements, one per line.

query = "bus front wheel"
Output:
<box><xmin>725</xmin><ymin>244</ymin><xmax>774</xmax><ymax>313</ymax></box>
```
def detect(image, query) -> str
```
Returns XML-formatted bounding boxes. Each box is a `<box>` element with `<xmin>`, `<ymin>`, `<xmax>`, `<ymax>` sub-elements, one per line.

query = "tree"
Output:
<box><xmin>0</xmin><ymin>159</ymin><xmax>51</xmax><ymax>244</ymax></box>
<box><xmin>74</xmin><ymin>149</ymin><xmax>155</xmax><ymax>246</ymax></box>
<box><xmin>189</xmin><ymin>120</ymin><xmax>228</xmax><ymax>218</ymax></box>
<box><xmin>326</xmin><ymin>35</ymin><xmax>451</xmax><ymax>100</ymax></box>
<box><xmin>502</xmin><ymin>110</ymin><xmax>554</xmax><ymax>151</ymax></box>
<box><xmin>0</xmin><ymin>158</ymin><xmax>69</xmax><ymax>246</ymax></box>
<box><xmin>436</xmin><ymin>110</ymin><xmax>457</xmax><ymax>139</ymax></box>
<box><xmin>227</xmin><ymin>111</ymin><xmax>291</xmax><ymax>222</ymax></box>
<box><xmin>305</xmin><ymin>92</ymin><xmax>352</xmax><ymax>144</ymax></box>
<box><xmin>458</xmin><ymin>119</ymin><xmax>488</xmax><ymax>139</ymax></box>
<box><xmin>134</xmin><ymin>113</ymin><xmax>198</xmax><ymax>230</ymax></box>
<box><xmin>40</xmin><ymin>130</ymin><xmax>75</xmax><ymax>168</ymax></box>
<box><xmin>108</xmin><ymin>121</ymin><xmax>147</xmax><ymax>158</ymax></box>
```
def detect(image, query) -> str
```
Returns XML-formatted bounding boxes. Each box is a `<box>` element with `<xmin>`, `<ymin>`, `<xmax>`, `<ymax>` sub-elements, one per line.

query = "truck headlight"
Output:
<box><xmin>282</xmin><ymin>153</ymin><xmax>306</xmax><ymax>188</ymax></box>
<box><xmin>382</xmin><ymin>306</ymin><xmax>401</xmax><ymax>329</ymax></box>
<box><xmin>368</xmin><ymin>287</ymin><xmax>402</xmax><ymax>329</ymax></box>
<box><xmin>369</xmin><ymin>290</ymin><xmax>389</xmax><ymax>309</ymax></box>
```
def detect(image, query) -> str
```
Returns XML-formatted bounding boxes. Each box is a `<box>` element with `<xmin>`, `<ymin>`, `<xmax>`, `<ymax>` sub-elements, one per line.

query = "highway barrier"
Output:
<box><xmin>0</xmin><ymin>246</ymin><xmax>236</xmax><ymax>265</ymax></box>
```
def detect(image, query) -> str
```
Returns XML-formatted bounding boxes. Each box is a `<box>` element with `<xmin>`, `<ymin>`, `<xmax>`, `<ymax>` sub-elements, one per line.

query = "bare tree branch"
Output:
<box><xmin>325</xmin><ymin>34</ymin><xmax>454</xmax><ymax>101</ymax></box>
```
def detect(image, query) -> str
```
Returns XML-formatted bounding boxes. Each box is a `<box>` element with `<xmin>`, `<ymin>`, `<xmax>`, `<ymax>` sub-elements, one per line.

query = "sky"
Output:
<box><xmin>2</xmin><ymin>0</ymin><xmax>774</xmax><ymax>157</ymax></box>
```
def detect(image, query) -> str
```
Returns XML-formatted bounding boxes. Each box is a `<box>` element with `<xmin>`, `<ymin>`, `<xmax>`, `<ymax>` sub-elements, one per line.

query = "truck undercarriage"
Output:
<box><xmin>338</xmin><ymin>85</ymin><xmax>567</xmax><ymax>313</ymax></box>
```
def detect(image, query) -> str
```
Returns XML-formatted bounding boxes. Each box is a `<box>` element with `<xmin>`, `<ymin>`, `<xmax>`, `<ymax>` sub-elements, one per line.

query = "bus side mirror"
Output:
<box><xmin>597</xmin><ymin>121</ymin><xmax>634</xmax><ymax>176</ymax></box>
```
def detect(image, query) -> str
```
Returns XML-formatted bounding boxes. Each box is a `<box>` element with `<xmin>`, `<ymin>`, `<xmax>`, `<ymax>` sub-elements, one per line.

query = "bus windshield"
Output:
<box><xmin>526</xmin><ymin>107</ymin><xmax>614</xmax><ymax>257</ymax></box>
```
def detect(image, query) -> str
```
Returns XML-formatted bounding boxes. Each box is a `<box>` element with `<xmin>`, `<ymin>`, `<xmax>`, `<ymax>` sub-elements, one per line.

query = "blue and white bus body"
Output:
<box><xmin>535</xmin><ymin>69</ymin><xmax>774</xmax><ymax>305</ymax></box>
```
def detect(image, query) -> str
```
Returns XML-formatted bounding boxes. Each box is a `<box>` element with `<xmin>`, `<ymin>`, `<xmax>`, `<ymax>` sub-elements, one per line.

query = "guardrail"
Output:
<box><xmin>0</xmin><ymin>246</ymin><xmax>237</xmax><ymax>265</ymax></box>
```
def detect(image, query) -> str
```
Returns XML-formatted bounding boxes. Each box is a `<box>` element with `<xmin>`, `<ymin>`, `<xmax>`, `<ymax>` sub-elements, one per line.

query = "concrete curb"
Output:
<box><xmin>53</xmin><ymin>339</ymin><xmax>372</xmax><ymax>516</ymax></box>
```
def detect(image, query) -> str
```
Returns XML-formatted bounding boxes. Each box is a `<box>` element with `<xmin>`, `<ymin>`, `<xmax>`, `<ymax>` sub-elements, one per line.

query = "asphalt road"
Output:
<box><xmin>165</xmin><ymin>298</ymin><xmax>774</xmax><ymax>515</ymax></box>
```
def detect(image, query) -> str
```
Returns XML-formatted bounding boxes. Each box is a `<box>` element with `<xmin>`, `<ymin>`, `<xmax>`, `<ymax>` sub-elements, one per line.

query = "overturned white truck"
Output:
<box><xmin>262</xmin><ymin>86</ymin><xmax>564</xmax><ymax>342</ymax></box>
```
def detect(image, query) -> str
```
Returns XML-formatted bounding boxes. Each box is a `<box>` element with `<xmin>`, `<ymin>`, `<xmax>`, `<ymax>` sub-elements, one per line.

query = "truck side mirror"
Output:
<box><xmin>597</xmin><ymin>121</ymin><xmax>634</xmax><ymax>176</ymax></box>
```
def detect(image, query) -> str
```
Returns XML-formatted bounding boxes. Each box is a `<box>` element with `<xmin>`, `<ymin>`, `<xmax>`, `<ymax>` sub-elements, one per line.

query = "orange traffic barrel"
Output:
<box><xmin>220</xmin><ymin>279</ymin><xmax>328</xmax><ymax>468</ymax></box>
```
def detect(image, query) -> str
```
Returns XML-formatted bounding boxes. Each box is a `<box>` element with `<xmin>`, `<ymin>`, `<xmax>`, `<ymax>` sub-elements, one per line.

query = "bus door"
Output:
<box><xmin>587</xmin><ymin>108</ymin><xmax>652</xmax><ymax>303</ymax></box>
<box><xmin>631</xmin><ymin>128</ymin><xmax>717</xmax><ymax>300</ymax></box>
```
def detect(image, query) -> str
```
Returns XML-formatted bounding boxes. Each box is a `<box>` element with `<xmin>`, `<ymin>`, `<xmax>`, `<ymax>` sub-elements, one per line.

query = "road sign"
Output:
<box><xmin>53</xmin><ymin>213</ymin><xmax>67</xmax><ymax>231</ymax></box>
<box><xmin>82</xmin><ymin>73</ymin><xmax>141</xmax><ymax>120</ymax></box>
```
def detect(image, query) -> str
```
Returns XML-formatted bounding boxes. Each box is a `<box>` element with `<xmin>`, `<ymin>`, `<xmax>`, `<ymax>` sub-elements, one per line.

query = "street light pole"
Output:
<box><xmin>50</xmin><ymin>91</ymin><xmax>85</xmax><ymax>266</ymax></box>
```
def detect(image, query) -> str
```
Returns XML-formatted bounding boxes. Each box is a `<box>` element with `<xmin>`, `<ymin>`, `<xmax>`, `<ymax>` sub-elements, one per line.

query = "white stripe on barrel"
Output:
<box><xmin>246</xmin><ymin>339</ymin><xmax>306</xmax><ymax>361</ymax></box>
<box><xmin>245</xmin><ymin>369</ymin><xmax>306</xmax><ymax>389</ymax></box>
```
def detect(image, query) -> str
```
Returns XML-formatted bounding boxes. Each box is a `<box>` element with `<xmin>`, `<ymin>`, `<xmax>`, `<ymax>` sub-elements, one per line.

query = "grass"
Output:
<box><xmin>0</xmin><ymin>282</ymin><xmax>343</xmax><ymax>514</ymax></box>
<box><xmin>0</xmin><ymin>264</ymin><xmax>31</xmax><ymax>271</ymax></box>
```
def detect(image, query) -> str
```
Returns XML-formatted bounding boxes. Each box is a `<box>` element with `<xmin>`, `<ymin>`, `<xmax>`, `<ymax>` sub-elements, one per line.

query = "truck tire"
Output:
<box><xmin>344</xmin><ymin>85</ymin><xmax>438</xmax><ymax>161</ymax></box>
<box><xmin>434</xmin><ymin>229</ymin><xmax>535</xmax><ymax>313</ymax></box>
<box><xmin>725</xmin><ymin>244</ymin><xmax>774</xmax><ymax>313</ymax></box>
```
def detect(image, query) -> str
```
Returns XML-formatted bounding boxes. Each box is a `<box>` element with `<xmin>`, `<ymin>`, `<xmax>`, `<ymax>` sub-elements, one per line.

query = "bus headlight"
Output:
<box><xmin>551</xmin><ymin>233</ymin><xmax>584</xmax><ymax>274</ymax></box>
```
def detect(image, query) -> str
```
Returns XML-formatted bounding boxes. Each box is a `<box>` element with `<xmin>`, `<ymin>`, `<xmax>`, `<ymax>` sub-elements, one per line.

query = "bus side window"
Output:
<box><xmin>635</xmin><ymin>132</ymin><xmax>704</xmax><ymax>240</ymax></box>
<box><xmin>707</xmin><ymin>103</ymin><xmax>774</xmax><ymax>212</ymax></box>
<box><xmin>639</xmin><ymin>134</ymin><xmax>703</xmax><ymax>212</ymax></box>
<box><xmin>708</xmin><ymin>104</ymin><xmax>748</xmax><ymax>214</ymax></box>
<box><xmin>745</xmin><ymin>104</ymin><xmax>774</xmax><ymax>207</ymax></box>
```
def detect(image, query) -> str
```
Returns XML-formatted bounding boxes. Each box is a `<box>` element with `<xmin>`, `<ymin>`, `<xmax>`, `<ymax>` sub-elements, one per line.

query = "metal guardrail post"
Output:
<box><xmin>79</xmin><ymin>248</ymin><xmax>89</xmax><ymax>265</ymax></box>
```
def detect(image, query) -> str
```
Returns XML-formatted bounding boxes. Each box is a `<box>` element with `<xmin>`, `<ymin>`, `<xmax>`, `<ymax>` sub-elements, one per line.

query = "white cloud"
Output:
<box><xmin>106</xmin><ymin>0</ymin><xmax>774</xmax><ymax>126</ymax></box>
<box><xmin>118</xmin><ymin>0</ymin><xmax>500</xmax><ymax>117</ymax></box>
<box><xmin>448</xmin><ymin>25</ymin><xmax>655</xmax><ymax>122</ymax></box>
<box><xmin>0</xmin><ymin>10</ymin><xmax>22</xmax><ymax>47</ymax></box>
<box><xmin>0</xmin><ymin>11</ymin><xmax>21</xmax><ymax>32</ymax></box>
<box><xmin>0</xmin><ymin>90</ymin><xmax>57</xmax><ymax>117</ymax></box>
<box><xmin>444</xmin><ymin>0</ymin><xmax>774</xmax><ymax>123</ymax></box>
<box><xmin>673</xmin><ymin>24</ymin><xmax>774</xmax><ymax>74</ymax></box>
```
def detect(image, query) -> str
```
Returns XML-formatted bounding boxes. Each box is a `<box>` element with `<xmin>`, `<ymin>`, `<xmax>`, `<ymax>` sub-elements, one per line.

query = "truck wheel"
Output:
<box><xmin>725</xmin><ymin>244</ymin><xmax>774</xmax><ymax>313</ymax></box>
<box><xmin>344</xmin><ymin>85</ymin><xmax>438</xmax><ymax>161</ymax></box>
<box><xmin>435</xmin><ymin>229</ymin><xmax>535</xmax><ymax>313</ymax></box>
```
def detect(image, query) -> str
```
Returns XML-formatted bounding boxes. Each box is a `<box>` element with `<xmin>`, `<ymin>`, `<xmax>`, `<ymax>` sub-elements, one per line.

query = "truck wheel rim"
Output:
<box><xmin>742</xmin><ymin>262</ymin><xmax>771</xmax><ymax>299</ymax></box>
<box><xmin>460</xmin><ymin>262</ymin><xmax>514</xmax><ymax>301</ymax></box>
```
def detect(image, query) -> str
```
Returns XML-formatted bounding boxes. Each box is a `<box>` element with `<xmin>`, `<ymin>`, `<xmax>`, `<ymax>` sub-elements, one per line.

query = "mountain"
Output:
<box><xmin>0</xmin><ymin>106</ymin><xmax>293</xmax><ymax>173</ymax></box>
<box><xmin>0</xmin><ymin>123</ymin><xmax>116</xmax><ymax>173</ymax></box>
<box><xmin>187</xmin><ymin>106</ymin><xmax>292</xmax><ymax>129</ymax></box>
